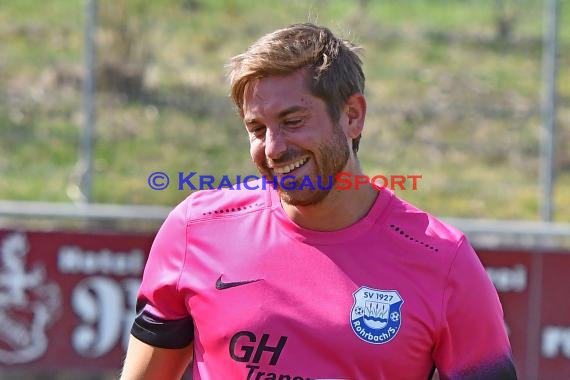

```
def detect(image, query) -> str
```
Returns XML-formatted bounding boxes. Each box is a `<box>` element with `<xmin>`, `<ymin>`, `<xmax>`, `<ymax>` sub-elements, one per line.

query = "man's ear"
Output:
<box><xmin>344</xmin><ymin>93</ymin><xmax>366</xmax><ymax>139</ymax></box>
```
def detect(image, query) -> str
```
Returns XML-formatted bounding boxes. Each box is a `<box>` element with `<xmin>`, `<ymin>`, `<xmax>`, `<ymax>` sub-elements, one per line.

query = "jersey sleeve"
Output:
<box><xmin>433</xmin><ymin>236</ymin><xmax>517</xmax><ymax>380</ymax></box>
<box><xmin>130</xmin><ymin>199</ymin><xmax>195</xmax><ymax>349</ymax></box>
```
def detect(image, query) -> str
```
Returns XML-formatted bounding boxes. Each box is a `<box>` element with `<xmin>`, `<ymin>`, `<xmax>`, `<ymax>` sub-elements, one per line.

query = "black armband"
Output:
<box><xmin>131</xmin><ymin>309</ymin><xmax>194</xmax><ymax>349</ymax></box>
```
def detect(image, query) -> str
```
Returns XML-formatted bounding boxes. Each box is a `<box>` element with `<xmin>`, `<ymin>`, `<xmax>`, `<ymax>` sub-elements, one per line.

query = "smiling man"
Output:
<box><xmin>242</xmin><ymin>68</ymin><xmax>373</xmax><ymax>229</ymax></box>
<box><xmin>120</xmin><ymin>23</ymin><xmax>517</xmax><ymax>380</ymax></box>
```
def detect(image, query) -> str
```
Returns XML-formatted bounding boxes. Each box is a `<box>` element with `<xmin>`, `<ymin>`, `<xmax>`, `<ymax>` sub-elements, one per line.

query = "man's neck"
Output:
<box><xmin>281</xmin><ymin>180</ymin><xmax>379</xmax><ymax>231</ymax></box>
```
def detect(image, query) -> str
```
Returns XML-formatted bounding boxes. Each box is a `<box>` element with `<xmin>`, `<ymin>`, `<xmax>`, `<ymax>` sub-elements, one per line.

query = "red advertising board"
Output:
<box><xmin>537</xmin><ymin>253</ymin><xmax>570</xmax><ymax>379</ymax></box>
<box><xmin>478</xmin><ymin>250</ymin><xmax>570</xmax><ymax>380</ymax></box>
<box><xmin>0</xmin><ymin>229</ymin><xmax>154</xmax><ymax>370</ymax></box>
<box><xmin>0</xmin><ymin>228</ymin><xmax>569</xmax><ymax>379</ymax></box>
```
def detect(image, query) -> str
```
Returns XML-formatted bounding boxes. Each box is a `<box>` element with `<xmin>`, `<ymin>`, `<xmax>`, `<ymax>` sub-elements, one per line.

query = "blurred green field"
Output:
<box><xmin>0</xmin><ymin>0</ymin><xmax>569</xmax><ymax>221</ymax></box>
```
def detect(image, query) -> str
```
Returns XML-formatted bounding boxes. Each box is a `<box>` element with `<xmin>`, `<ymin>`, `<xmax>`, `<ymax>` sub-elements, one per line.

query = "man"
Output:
<box><xmin>121</xmin><ymin>23</ymin><xmax>517</xmax><ymax>379</ymax></box>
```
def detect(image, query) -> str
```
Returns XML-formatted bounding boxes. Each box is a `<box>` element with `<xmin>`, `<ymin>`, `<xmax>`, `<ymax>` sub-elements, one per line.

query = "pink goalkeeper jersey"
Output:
<box><xmin>132</xmin><ymin>182</ymin><xmax>516</xmax><ymax>380</ymax></box>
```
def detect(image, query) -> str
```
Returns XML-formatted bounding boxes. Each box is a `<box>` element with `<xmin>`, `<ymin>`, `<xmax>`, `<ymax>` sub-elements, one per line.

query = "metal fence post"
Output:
<box><xmin>540</xmin><ymin>0</ymin><xmax>560</xmax><ymax>221</ymax></box>
<box><xmin>79</xmin><ymin>0</ymin><xmax>97</xmax><ymax>203</ymax></box>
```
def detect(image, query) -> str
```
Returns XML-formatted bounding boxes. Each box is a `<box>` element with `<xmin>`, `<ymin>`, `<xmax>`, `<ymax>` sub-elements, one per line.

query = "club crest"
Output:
<box><xmin>0</xmin><ymin>233</ymin><xmax>61</xmax><ymax>364</ymax></box>
<box><xmin>350</xmin><ymin>286</ymin><xmax>403</xmax><ymax>344</ymax></box>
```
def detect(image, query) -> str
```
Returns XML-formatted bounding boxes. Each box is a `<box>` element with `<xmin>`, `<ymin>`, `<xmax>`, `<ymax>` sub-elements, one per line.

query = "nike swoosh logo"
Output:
<box><xmin>216</xmin><ymin>275</ymin><xmax>261</xmax><ymax>290</ymax></box>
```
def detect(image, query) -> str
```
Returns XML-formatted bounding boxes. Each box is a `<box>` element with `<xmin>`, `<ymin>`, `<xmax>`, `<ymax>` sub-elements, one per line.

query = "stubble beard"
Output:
<box><xmin>257</xmin><ymin>125</ymin><xmax>350</xmax><ymax>207</ymax></box>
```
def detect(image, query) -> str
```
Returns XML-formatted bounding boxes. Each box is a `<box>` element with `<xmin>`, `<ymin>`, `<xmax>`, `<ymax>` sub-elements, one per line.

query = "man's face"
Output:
<box><xmin>242</xmin><ymin>70</ymin><xmax>351</xmax><ymax>206</ymax></box>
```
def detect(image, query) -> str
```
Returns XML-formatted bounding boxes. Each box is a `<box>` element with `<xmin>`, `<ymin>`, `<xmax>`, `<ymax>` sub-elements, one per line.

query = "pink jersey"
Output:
<box><xmin>132</xmin><ymin>181</ymin><xmax>516</xmax><ymax>379</ymax></box>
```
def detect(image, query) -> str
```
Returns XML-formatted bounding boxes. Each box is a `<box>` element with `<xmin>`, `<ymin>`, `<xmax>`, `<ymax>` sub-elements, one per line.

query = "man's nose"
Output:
<box><xmin>264</xmin><ymin>128</ymin><xmax>287</xmax><ymax>160</ymax></box>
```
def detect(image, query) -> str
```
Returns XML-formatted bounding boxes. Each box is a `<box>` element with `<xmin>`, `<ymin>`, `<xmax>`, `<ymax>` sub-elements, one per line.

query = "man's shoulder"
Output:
<box><xmin>177</xmin><ymin>179</ymin><xmax>270</xmax><ymax>223</ymax></box>
<box><xmin>385</xmin><ymin>191</ymin><xmax>467</xmax><ymax>254</ymax></box>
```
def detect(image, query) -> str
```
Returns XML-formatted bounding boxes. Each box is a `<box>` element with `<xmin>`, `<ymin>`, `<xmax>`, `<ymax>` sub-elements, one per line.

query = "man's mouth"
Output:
<box><xmin>271</xmin><ymin>157</ymin><xmax>310</xmax><ymax>175</ymax></box>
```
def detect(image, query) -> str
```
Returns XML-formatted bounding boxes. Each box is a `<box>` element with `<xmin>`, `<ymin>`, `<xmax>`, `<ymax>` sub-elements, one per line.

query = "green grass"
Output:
<box><xmin>1</xmin><ymin>0</ymin><xmax>569</xmax><ymax>222</ymax></box>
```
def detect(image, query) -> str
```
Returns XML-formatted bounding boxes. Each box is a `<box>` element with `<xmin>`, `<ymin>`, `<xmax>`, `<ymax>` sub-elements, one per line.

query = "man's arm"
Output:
<box><xmin>433</xmin><ymin>237</ymin><xmax>517</xmax><ymax>379</ymax></box>
<box><xmin>120</xmin><ymin>199</ymin><xmax>194</xmax><ymax>379</ymax></box>
<box><xmin>120</xmin><ymin>335</ymin><xmax>194</xmax><ymax>380</ymax></box>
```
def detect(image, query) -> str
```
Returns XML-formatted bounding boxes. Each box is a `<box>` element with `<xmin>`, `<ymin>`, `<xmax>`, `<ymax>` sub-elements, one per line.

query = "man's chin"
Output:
<box><xmin>277</xmin><ymin>187</ymin><xmax>331</xmax><ymax>207</ymax></box>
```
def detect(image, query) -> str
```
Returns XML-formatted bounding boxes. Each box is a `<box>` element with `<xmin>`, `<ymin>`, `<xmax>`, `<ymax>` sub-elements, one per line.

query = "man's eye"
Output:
<box><xmin>251</xmin><ymin>126</ymin><xmax>266</xmax><ymax>137</ymax></box>
<box><xmin>284</xmin><ymin>119</ymin><xmax>302</xmax><ymax>126</ymax></box>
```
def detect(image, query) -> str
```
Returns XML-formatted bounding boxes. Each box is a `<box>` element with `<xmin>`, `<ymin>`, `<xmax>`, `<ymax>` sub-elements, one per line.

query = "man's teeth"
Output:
<box><xmin>273</xmin><ymin>158</ymin><xmax>308</xmax><ymax>175</ymax></box>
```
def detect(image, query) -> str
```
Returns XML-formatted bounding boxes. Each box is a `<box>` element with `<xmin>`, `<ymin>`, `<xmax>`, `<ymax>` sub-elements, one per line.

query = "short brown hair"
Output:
<box><xmin>227</xmin><ymin>23</ymin><xmax>365</xmax><ymax>153</ymax></box>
